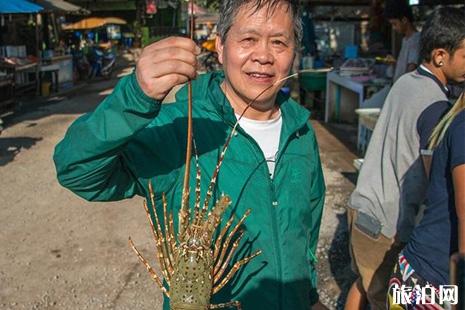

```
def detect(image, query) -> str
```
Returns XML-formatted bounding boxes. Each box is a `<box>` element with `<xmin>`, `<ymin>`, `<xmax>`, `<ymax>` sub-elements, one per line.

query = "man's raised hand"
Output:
<box><xmin>135</xmin><ymin>37</ymin><xmax>200</xmax><ymax>101</ymax></box>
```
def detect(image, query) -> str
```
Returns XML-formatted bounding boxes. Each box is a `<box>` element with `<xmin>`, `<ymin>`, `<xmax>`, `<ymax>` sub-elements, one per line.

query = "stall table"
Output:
<box><xmin>325</xmin><ymin>71</ymin><xmax>387</xmax><ymax>124</ymax></box>
<box><xmin>15</xmin><ymin>62</ymin><xmax>37</xmax><ymax>94</ymax></box>
<box><xmin>39</xmin><ymin>64</ymin><xmax>60</xmax><ymax>94</ymax></box>
<box><xmin>42</xmin><ymin>55</ymin><xmax>73</xmax><ymax>87</ymax></box>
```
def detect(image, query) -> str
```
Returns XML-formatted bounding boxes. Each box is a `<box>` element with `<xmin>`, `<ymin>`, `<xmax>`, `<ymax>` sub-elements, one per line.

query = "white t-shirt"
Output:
<box><xmin>236</xmin><ymin>113</ymin><xmax>282</xmax><ymax>178</ymax></box>
<box><xmin>393</xmin><ymin>32</ymin><xmax>421</xmax><ymax>82</ymax></box>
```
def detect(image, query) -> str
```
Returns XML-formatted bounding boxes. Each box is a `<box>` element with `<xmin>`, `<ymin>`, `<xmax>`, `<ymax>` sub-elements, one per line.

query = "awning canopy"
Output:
<box><xmin>0</xmin><ymin>0</ymin><xmax>43</xmax><ymax>14</ymax></box>
<box><xmin>62</xmin><ymin>17</ymin><xmax>127</xmax><ymax>30</ymax></box>
<box><xmin>33</xmin><ymin>0</ymin><xmax>89</xmax><ymax>14</ymax></box>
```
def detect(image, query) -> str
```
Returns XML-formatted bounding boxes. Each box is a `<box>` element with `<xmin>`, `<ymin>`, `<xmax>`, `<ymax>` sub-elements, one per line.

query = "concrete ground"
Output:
<box><xmin>0</xmin><ymin>54</ymin><xmax>358</xmax><ymax>309</ymax></box>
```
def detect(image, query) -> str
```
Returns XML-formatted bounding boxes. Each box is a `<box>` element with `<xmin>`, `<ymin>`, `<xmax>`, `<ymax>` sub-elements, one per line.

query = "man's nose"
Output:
<box><xmin>251</xmin><ymin>41</ymin><xmax>274</xmax><ymax>64</ymax></box>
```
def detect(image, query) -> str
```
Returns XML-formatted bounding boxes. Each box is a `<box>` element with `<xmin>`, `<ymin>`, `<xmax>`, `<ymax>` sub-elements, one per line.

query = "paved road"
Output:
<box><xmin>0</xmin><ymin>67</ymin><xmax>356</xmax><ymax>309</ymax></box>
<box><xmin>0</xmin><ymin>74</ymin><xmax>165</xmax><ymax>309</ymax></box>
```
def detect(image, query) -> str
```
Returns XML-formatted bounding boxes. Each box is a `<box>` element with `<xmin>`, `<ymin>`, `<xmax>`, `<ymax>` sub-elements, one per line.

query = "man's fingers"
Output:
<box><xmin>144</xmin><ymin>36</ymin><xmax>200</xmax><ymax>55</ymax></box>
<box><xmin>150</xmin><ymin>46</ymin><xmax>198</xmax><ymax>67</ymax></box>
<box><xmin>149</xmin><ymin>60</ymin><xmax>197</xmax><ymax>80</ymax></box>
<box><xmin>147</xmin><ymin>74</ymin><xmax>191</xmax><ymax>98</ymax></box>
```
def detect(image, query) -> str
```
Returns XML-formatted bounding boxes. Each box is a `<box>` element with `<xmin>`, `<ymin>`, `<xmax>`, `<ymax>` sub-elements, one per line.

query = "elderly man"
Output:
<box><xmin>54</xmin><ymin>0</ymin><xmax>326</xmax><ymax>309</ymax></box>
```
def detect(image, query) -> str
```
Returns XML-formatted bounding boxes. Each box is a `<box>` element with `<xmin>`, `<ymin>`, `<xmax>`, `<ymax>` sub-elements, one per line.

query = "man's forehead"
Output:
<box><xmin>235</xmin><ymin>27</ymin><xmax>291</xmax><ymax>37</ymax></box>
<box><xmin>235</xmin><ymin>1</ymin><xmax>291</xmax><ymax>19</ymax></box>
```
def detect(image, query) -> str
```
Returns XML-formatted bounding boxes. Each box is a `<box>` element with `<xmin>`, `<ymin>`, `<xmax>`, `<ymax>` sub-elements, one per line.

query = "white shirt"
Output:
<box><xmin>236</xmin><ymin>112</ymin><xmax>282</xmax><ymax>178</ymax></box>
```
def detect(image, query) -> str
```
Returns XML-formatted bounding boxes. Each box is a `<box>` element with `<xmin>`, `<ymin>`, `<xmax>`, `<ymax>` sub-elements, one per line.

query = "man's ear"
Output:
<box><xmin>216</xmin><ymin>36</ymin><xmax>224</xmax><ymax>65</ymax></box>
<box><xmin>431</xmin><ymin>48</ymin><xmax>449</xmax><ymax>67</ymax></box>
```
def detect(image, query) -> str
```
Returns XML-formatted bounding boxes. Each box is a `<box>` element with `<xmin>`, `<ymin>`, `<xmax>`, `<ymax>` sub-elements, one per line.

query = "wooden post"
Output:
<box><xmin>35</xmin><ymin>13</ymin><xmax>41</xmax><ymax>96</ymax></box>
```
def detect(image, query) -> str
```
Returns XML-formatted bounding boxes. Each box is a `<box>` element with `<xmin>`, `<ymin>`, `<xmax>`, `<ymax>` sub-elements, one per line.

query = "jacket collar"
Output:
<box><xmin>175</xmin><ymin>71</ymin><xmax>311</xmax><ymax>137</ymax></box>
<box><xmin>416</xmin><ymin>65</ymin><xmax>450</xmax><ymax>98</ymax></box>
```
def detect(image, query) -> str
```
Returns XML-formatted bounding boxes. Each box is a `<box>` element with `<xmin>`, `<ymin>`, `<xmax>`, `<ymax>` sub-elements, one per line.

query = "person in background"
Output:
<box><xmin>345</xmin><ymin>7</ymin><xmax>465</xmax><ymax>310</ymax></box>
<box><xmin>384</xmin><ymin>0</ymin><xmax>420</xmax><ymax>82</ymax></box>
<box><xmin>387</xmin><ymin>91</ymin><xmax>465</xmax><ymax>308</ymax></box>
<box><xmin>357</xmin><ymin>0</ymin><xmax>419</xmax><ymax>115</ymax></box>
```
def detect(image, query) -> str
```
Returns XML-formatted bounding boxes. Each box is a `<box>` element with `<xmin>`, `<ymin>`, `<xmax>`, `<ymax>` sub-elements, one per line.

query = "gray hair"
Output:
<box><xmin>217</xmin><ymin>0</ymin><xmax>302</xmax><ymax>47</ymax></box>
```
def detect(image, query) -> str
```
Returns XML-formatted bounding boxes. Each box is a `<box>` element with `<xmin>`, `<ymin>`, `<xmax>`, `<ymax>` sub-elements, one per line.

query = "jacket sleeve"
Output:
<box><xmin>308</xmin><ymin>127</ymin><xmax>326</xmax><ymax>305</ymax></box>
<box><xmin>53</xmin><ymin>72</ymin><xmax>161</xmax><ymax>201</ymax></box>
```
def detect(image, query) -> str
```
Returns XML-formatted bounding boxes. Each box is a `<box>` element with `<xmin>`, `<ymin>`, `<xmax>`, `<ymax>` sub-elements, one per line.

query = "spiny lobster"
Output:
<box><xmin>128</xmin><ymin>1</ymin><xmax>261</xmax><ymax>309</ymax></box>
<box><xmin>129</xmin><ymin>170</ymin><xmax>261</xmax><ymax>309</ymax></box>
<box><xmin>128</xmin><ymin>1</ymin><xmax>332</xmax><ymax>307</ymax></box>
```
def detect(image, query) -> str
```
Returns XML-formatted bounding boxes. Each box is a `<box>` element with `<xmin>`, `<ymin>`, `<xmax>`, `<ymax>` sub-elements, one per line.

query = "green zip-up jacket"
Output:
<box><xmin>54</xmin><ymin>71</ymin><xmax>325</xmax><ymax>309</ymax></box>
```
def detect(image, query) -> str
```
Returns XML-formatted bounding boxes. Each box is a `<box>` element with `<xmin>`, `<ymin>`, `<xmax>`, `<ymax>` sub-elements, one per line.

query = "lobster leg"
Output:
<box><xmin>213</xmin><ymin>209</ymin><xmax>251</xmax><ymax>275</ymax></box>
<box><xmin>162</xmin><ymin>193</ymin><xmax>176</xmax><ymax>263</ymax></box>
<box><xmin>161</xmin><ymin>193</ymin><xmax>176</xmax><ymax>270</ymax></box>
<box><xmin>213</xmin><ymin>214</ymin><xmax>235</xmax><ymax>259</ymax></box>
<box><xmin>143</xmin><ymin>199</ymin><xmax>173</xmax><ymax>283</ymax></box>
<box><xmin>212</xmin><ymin>250</ymin><xmax>262</xmax><ymax>295</ymax></box>
<box><xmin>147</xmin><ymin>183</ymin><xmax>174</xmax><ymax>277</ymax></box>
<box><xmin>210</xmin><ymin>300</ymin><xmax>242</xmax><ymax>309</ymax></box>
<box><xmin>213</xmin><ymin>232</ymin><xmax>244</xmax><ymax>281</ymax></box>
<box><xmin>128</xmin><ymin>237</ymin><xmax>170</xmax><ymax>298</ymax></box>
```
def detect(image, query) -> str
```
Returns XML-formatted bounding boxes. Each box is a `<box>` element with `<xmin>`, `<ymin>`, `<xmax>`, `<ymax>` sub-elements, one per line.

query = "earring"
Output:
<box><xmin>439</xmin><ymin>61</ymin><xmax>444</xmax><ymax>66</ymax></box>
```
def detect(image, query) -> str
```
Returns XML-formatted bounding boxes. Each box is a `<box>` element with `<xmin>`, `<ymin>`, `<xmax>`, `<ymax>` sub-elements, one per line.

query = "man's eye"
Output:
<box><xmin>272</xmin><ymin>40</ymin><xmax>286</xmax><ymax>46</ymax></box>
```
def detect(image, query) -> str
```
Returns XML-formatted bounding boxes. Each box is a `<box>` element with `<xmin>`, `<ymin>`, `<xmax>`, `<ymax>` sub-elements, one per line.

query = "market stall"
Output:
<box><xmin>306</xmin><ymin>0</ymin><xmax>465</xmax><ymax>157</ymax></box>
<box><xmin>34</xmin><ymin>0</ymin><xmax>89</xmax><ymax>91</ymax></box>
<box><xmin>0</xmin><ymin>0</ymin><xmax>43</xmax><ymax>110</ymax></box>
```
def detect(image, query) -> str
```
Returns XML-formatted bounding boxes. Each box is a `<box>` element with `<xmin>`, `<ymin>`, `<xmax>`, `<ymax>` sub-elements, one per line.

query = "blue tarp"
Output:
<box><xmin>0</xmin><ymin>0</ymin><xmax>43</xmax><ymax>14</ymax></box>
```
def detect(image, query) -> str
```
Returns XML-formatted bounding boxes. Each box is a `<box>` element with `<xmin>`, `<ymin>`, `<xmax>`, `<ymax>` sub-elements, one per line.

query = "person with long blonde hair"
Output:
<box><xmin>387</xmin><ymin>93</ymin><xmax>465</xmax><ymax>308</ymax></box>
<box><xmin>428</xmin><ymin>92</ymin><xmax>465</xmax><ymax>150</ymax></box>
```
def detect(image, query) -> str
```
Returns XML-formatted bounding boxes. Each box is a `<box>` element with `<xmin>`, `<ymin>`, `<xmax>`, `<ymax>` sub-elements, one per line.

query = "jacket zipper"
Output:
<box><xmin>274</xmin><ymin>126</ymin><xmax>304</xmax><ymax>310</ymax></box>
<box><xmin>240</xmin><ymin>122</ymin><xmax>306</xmax><ymax>310</ymax></box>
<box><xmin>232</xmin><ymin>125</ymin><xmax>283</xmax><ymax>309</ymax></box>
<box><xmin>228</xmin><ymin>119</ymin><xmax>307</xmax><ymax>309</ymax></box>
<box><xmin>268</xmin><ymin>179</ymin><xmax>282</xmax><ymax>310</ymax></box>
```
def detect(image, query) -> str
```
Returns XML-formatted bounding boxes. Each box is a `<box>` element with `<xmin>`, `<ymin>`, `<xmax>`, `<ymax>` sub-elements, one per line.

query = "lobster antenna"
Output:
<box><xmin>200</xmin><ymin>72</ymin><xmax>300</xmax><ymax>215</ymax></box>
<box><xmin>179</xmin><ymin>0</ymin><xmax>196</xmax><ymax>236</ymax></box>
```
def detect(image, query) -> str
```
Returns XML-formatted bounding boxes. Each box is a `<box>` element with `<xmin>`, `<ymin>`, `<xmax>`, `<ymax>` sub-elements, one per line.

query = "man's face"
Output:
<box><xmin>216</xmin><ymin>2</ymin><xmax>295</xmax><ymax>109</ymax></box>
<box><xmin>443</xmin><ymin>41</ymin><xmax>465</xmax><ymax>83</ymax></box>
<box><xmin>389</xmin><ymin>18</ymin><xmax>407</xmax><ymax>35</ymax></box>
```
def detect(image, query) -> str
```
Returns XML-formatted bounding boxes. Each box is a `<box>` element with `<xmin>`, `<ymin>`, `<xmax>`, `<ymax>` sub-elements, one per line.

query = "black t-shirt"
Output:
<box><xmin>404</xmin><ymin>110</ymin><xmax>465</xmax><ymax>286</ymax></box>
